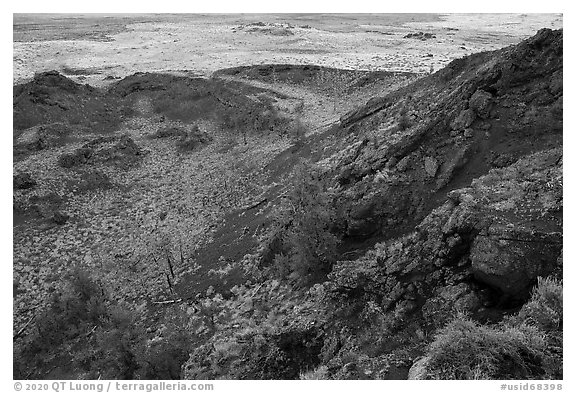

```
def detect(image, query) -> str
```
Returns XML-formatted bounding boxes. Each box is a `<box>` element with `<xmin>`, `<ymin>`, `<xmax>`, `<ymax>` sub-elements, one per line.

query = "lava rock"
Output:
<box><xmin>58</xmin><ymin>147</ymin><xmax>94</xmax><ymax>168</ymax></box>
<box><xmin>396</xmin><ymin>155</ymin><xmax>412</xmax><ymax>172</ymax></box>
<box><xmin>52</xmin><ymin>211</ymin><xmax>69</xmax><ymax>225</ymax></box>
<box><xmin>469</xmin><ymin>89</ymin><xmax>494</xmax><ymax>119</ymax></box>
<box><xmin>470</xmin><ymin>226</ymin><xmax>562</xmax><ymax>299</ymax></box>
<box><xmin>450</xmin><ymin>108</ymin><xmax>476</xmax><ymax>131</ymax></box>
<box><xmin>13</xmin><ymin>172</ymin><xmax>37</xmax><ymax>190</ymax></box>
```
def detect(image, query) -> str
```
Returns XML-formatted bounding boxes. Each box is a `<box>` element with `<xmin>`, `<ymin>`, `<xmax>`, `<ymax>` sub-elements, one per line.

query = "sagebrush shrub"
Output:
<box><xmin>425</xmin><ymin>314</ymin><xmax>549</xmax><ymax>379</ymax></box>
<box><xmin>515</xmin><ymin>277</ymin><xmax>562</xmax><ymax>332</ymax></box>
<box><xmin>423</xmin><ymin>278</ymin><xmax>563</xmax><ymax>380</ymax></box>
<box><xmin>265</xmin><ymin>161</ymin><xmax>339</xmax><ymax>284</ymax></box>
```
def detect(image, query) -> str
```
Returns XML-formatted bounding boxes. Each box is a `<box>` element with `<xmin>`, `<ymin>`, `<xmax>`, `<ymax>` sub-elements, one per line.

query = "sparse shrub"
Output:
<box><xmin>14</xmin><ymin>268</ymin><xmax>110</xmax><ymax>379</ymax></box>
<box><xmin>15</xmin><ymin>268</ymin><xmax>184</xmax><ymax>380</ymax></box>
<box><xmin>58</xmin><ymin>147</ymin><xmax>93</xmax><ymax>168</ymax></box>
<box><xmin>423</xmin><ymin>278</ymin><xmax>563</xmax><ymax>380</ymax></box>
<box><xmin>300</xmin><ymin>365</ymin><xmax>329</xmax><ymax>380</ymax></box>
<box><xmin>52</xmin><ymin>210</ymin><xmax>69</xmax><ymax>225</ymax></box>
<box><xmin>264</xmin><ymin>161</ymin><xmax>339</xmax><ymax>284</ymax></box>
<box><xmin>138</xmin><ymin>306</ymin><xmax>195</xmax><ymax>379</ymax></box>
<box><xmin>398</xmin><ymin>106</ymin><xmax>411</xmax><ymax>130</ymax></box>
<box><xmin>254</xmin><ymin>107</ymin><xmax>291</xmax><ymax>134</ymax></box>
<box><xmin>151</xmin><ymin>82</ymin><xmax>213</xmax><ymax>122</ymax></box>
<box><xmin>220</xmin><ymin>105</ymin><xmax>290</xmax><ymax>142</ymax></box>
<box><xmin>175</xmin><ymin>125</ymin><xmax>213</xmax><ymax>152</ymax></box>
<box><xmin>507</xmin><ymin>277</ymin><xmax>563</xmax><ymax>379</ymax></box>
<box><xmin>289</xmin><ymin>117</ymin><xmax>307</xmax><ymax>145</ymax></box>
<box><xmin>424</xmin><ymin>314</ymin><xmax>549</xmax><ymax>379</ymax></box>
<box><xmin>514</xmin><ymin>277</ymin><xmax>562</xmax><ymax>332</ymax></box>
<box><xmin>97</xmin><ymin>135</ymin><xmax>143</xmax><ymax>169</ymax></box>
<box><xmin>82</xmin><ymin>306</ymin><xmax>143</xmax><ymax>379</ymax></box>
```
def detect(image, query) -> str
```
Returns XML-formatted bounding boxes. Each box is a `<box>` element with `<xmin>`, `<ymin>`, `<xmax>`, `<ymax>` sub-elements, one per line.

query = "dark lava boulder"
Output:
<box><xmin>404</xmin><ymin>32</ymin><xmax>436</xmax><ymax>40</ymax></box>
<box><xmin>58</xmin><ymin>147</ymin><xmax>94</xmax><ymax>168</ymax></box>
<box><xmin>470</xmin><ymin>225</ymin><xmax>562</xmax><ymax>299</ymax></box>
<box><xmin>176</xmin><ymin>126</ymin><xmax>213</xmax><ymax>152</ymax></box>
<box><xmin>450</xmin><ymin>108</ymin><xmax>476</xmax><ymax>130</ymax></box>
<box><xmin>58</xmin><ymin>134</ymin><xmax>143</xmax><ymax>169</ymax></box>
<box><xmin>52</xmin><ymin>211</ymin><xmax>69</xmax><ymax>225</ymax></box>
<box><xmin>468</xmin><ymin>89</ymin><xmax>494</xmax><ymax>119</ymax></box>
<box><xmin>13</xmin><ymin>172</ymin><xmax>37</xmax><ymax>190</ymax></box>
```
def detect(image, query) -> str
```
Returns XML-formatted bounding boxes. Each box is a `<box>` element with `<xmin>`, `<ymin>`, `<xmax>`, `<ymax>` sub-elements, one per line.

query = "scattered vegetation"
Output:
<box><xmin>219</xmin><ymin>105</ymin><xmax>290</xmax><ymax>143</ymax></box>
<box><xmin>13</xmin><ymin>268</ymin><xmax>194</xmax><ymax>380</ymax></box>
<box><xmin>175</xmin><ymin>125</ymin><xmax>213</xmax><ymax>152</ymax></box>
<box><xmin>300</xmin><ymin>365</ymin><xmax>329</xmax><ymax>380</ymax></box>
<box><xmin>398</xmin><ymin>106</ymin><xmax>411</xmax><ymax>130</ymax></box>
<box><xmin>263</xmin><ymin>161</ymin><xmax>339</xmax><ymax>284</ymax></box>
<box><xmin>423</xmin><ymin>278</ymin><xmax>563</xmax><ymax>380</ymax></box>
<box><xmin>288</xmin><ymin>117</ymin><xmax>307</xmax><ymax>145</ymax></box>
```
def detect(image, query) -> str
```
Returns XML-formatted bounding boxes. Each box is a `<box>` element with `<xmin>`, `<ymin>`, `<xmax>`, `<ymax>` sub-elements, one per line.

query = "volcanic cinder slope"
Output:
<box><xmin>182</xmin><ymin>28</ymin><xmax>563</xmax><ymax>380</ymax></box>
<box><xmin>13</xmin><ymin>26</ymin><xmax>562</xmax><ymax>380</ymax></box>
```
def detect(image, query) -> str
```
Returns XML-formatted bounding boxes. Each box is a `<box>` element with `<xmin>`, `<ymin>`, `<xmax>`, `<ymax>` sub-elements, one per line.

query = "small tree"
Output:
<box><xmin>265</xmin><ymin>161</ymin><xmax>339</xmax><ymax>284</ymax></box>
<box><xmin>398</xmin><ymin>106</ymin><xmax>411</xmax><ymax>131</ymax></box>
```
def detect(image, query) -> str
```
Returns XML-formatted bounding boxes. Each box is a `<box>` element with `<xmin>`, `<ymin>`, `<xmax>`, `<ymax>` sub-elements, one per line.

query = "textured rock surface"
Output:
<box><xmin>469</xmin><ymin>89</ymin><xmax>494</xmax><ymax>119</ymax></box>
<box><xmin>450</xmin><ymin>108</ymin><xmax>476</xmax><ymax>130</ymax></box>
<box><xmin>470</xmin><ymin>226</ymin><xmax>562</xmax><ymax>299</ymax></box>
<box><xmin>330</xmin><ymin>29</ymin><xmax>562</xmax><ymax>244</ymax></box>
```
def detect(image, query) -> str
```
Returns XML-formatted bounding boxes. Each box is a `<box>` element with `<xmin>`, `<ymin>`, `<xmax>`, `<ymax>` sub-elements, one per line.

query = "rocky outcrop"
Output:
<box><xmin>469</xmin><ymin>89</ymin><xmax>494</xmax><ymax>119</ymax></box>
<box><xmin>328</xmin><ymin>147</ymin><xmax>562</xmax><ymax>333</ymax></box>
<box><xmin>404</xmin><ymin>32</ymin><xmax>436</xmax><ymax>40</ymax></box>
<box><xmin>13</xmin><ymin>71</ymin><xmax>125</xmax><ymax>132</ymax></box>
<box><xmin>58</xmin><ymin>134</ymin><xmax>144</xmax><ymax>169</ymax></box>
<box><xmin>470</xmin><ymin>226</ymin><xmax>561</xmax><ymax>299</ymax></box>
<box><xmin>331</xmin><ymin>29</ymin><xmax>562</xmax><ymax>244</ymax></box>
<box><xmin>450</xmin><ymin>108</ymin><xmax>476</xmax><ymax>130</ymax></box>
